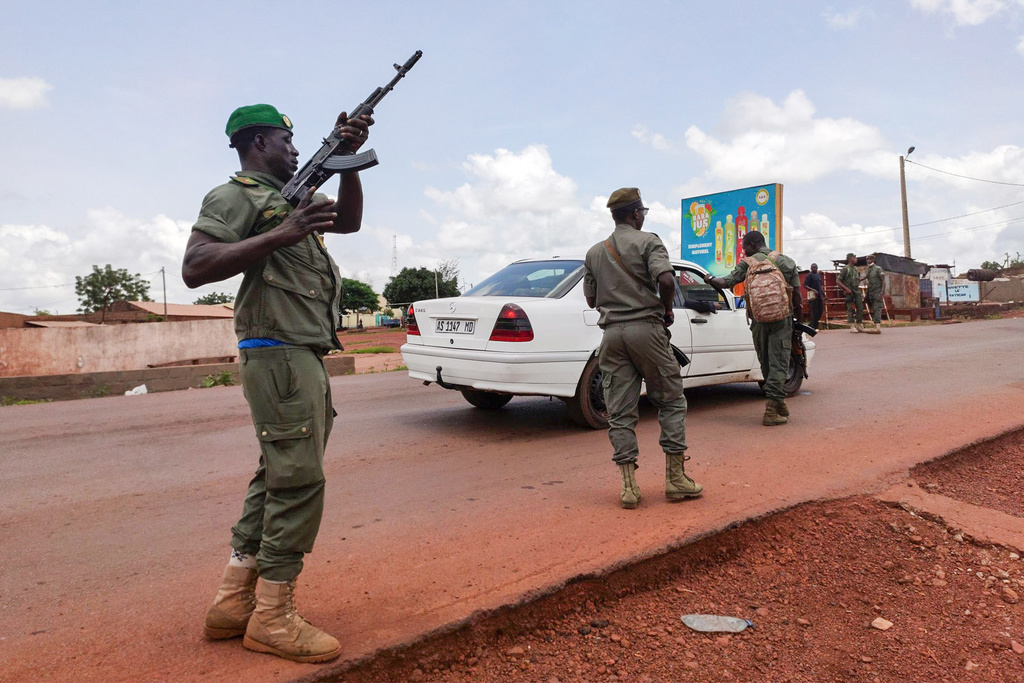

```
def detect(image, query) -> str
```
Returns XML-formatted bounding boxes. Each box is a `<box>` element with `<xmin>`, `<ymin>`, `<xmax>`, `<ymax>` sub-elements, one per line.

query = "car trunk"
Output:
<box><xmin>414</xmin><ymin>297</ymin><xmax>505</xmax><ymax>351</ymax></box>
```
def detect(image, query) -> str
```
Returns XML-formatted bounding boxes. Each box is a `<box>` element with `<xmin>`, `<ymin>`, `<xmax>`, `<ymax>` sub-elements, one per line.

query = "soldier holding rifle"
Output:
<box><xmin>183</xmin><ymin>104</ymin><xmax>372</xmax><ymax>663</ymax></box>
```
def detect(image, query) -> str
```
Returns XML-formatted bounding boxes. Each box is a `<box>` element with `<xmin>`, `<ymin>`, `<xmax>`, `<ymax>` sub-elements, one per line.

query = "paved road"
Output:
<box><xmin>2</xmin><ymin>319</ymin><xmax>1024</xmax><ymax>681</ymax></box>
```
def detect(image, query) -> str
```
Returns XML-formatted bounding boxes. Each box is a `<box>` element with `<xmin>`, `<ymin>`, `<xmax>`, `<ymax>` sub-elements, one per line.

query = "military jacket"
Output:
<box><xmin>839</xmin><ymin>263</ymin><xmax>861</xmax><ymax>291</ymax></box>
<box><xmin>866</xmin><ymin>263</ymin><xmax>884</xmax><ymax>295</ymax></box>
<box><xmin>720</xmin><ymin>247</ymin><xmax>800</xmax><ymax>290</ymax></box>
<box><xmin>583</xmin><ymin>224</ymin><xmax>674</xmax><ymax>327</ymax></box>
<box><xmin>192</xmin><ymin>171</ymin><xmax>343</xmax><ymax>350</ymax></box>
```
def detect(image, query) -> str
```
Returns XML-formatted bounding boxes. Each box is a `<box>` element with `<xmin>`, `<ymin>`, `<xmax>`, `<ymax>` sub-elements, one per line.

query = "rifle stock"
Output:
<box><xmin>281</xmin><ymin>50</ymin><xmax>422</xmax><ymax>206</ymax></box>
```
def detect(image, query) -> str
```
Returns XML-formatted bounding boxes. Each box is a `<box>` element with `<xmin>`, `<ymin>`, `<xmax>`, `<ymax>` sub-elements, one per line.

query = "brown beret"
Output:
<box><xmin>607</xmin><ymin>187</ymin><xmax>642</xmax><ymax>211</ymax></box>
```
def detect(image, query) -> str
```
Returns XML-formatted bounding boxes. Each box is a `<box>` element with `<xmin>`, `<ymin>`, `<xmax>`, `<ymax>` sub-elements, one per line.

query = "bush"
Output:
<box><xmin>201</xmin><ymin>371</ymin><xmax>236</xmax><ymax>388</ymax></box>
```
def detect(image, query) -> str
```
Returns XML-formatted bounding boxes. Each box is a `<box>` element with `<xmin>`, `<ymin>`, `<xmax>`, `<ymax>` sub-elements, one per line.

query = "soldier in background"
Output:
<box><xmin>804</xmin><ymin>263</ymin><xmax>825</xmax><ymax>330</ymax></box>
<box><xmin>704</xmin><ymin>231</ymin><xmax>802</xmax><ymax>426</ymax></box>
<box><xmin>837</xmin><ymin>252</ymin><xmax>865</xmax><ymax>333</ymax></box>
<box><xmin>864</xmin><ymin>255</ymin><xmax>885</xmax><ymax>333</ymax></box>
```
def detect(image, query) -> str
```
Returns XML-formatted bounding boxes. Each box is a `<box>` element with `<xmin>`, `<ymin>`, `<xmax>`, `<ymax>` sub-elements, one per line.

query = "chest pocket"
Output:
<box><xmin>264</xmin><ymin>260</ymin><xmax>323</xmax><ymax>299</ymax></box>
<box><xmin>251</xmin><ymin>205</ymin><xmax>293</xmax><ymax>237</ymax></box>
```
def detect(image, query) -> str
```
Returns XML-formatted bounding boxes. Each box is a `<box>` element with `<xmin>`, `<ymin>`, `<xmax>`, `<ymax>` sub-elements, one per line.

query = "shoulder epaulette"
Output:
<box><xmin>230</xmin><ymin>175</ymin><xmax>259</xmax><ymax>187</ymax></box>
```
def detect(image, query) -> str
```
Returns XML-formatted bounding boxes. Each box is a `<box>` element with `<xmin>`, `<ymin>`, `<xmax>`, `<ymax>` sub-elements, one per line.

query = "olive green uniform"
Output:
<box><xmin>583</xmin><ymin>225</ymin><xmax>686</xmax><ymax>465</ymax></box>
<box><xmin>865</xmin><ymin>263</ymin><xmax>884</xmax><ymax>324</ymax></box>
<box><xmin>192</xmin><ymin>171</ymin><xmax>342</xmax><ymax>582</ymax></box>
<box><xmin>719</xmin><ymin>247</ymin><xmax>800</xmax><ymax>402</ymax></box>
<box><xmin>839</xmin><ymin>263</ymin><xmax>863</xmax><ymax>325</ymax></box>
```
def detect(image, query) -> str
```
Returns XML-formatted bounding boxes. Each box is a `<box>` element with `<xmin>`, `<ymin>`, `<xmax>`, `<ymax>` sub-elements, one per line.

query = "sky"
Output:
<box><xmin>1</xmin><ymin>0</ymin><xmax>1023</xmax><ymax>314</ymax></box>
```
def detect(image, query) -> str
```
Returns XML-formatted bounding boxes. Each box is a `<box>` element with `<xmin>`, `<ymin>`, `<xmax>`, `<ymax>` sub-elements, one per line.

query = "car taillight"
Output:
<box><xmin>489</xmin><ymin>304</ymin><xmax>533</xmax><ymax>342</ymax></box>
<box><xmin>407</xmin><ymin>304</ymin><xmax>420</xmax><ymax>336</ymax></box>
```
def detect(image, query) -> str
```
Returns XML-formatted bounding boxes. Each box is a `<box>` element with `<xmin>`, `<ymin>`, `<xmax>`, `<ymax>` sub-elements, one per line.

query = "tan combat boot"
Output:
<box><xmin>776</xmin><ymin>398</ymin><xmax>790</xmax><ymax>417</ymax></box>
<box><xmin>762</xmin><ymin>399</ymin><xmax>788</xmax><ymax>426</ymax></box>
<box><xmin>618</xmin><ymin>462</ymin><xmax>641</xmax><ymax>509</ymax></box>
<box><xmin>204</xmin><ymin>564</ymin><xmax>258</xmax><ymax>639</ymax></box>
<box><xmin>243</xmin><ymin>579</ymin><xmax>342</xmax><ymax>663</ymax></box>
<box><xmin>855</xmin><ymin>323</ymin><xmax>866</xmax><ymax>333</ymax></box>
<box><xmin>849</xmin><ymin>323</ymin><xmax>858</xmax><ymax>333</ymax></box>
<box><xmin>665</xmin><ymin>453</ymin><xmax>703</xmax><ymax>501</ymax></box>
<box><xmin>865</xmin><ymin>324</ymin><xmax>881</xmax><ymax>334</ymax></box>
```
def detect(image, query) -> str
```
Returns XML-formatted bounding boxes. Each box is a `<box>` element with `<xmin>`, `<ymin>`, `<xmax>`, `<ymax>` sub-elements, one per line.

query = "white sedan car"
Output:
<box><xmin>400</xmin><ymin>257</ymin><xmax>815</xmax><ymax>428</ymax></box>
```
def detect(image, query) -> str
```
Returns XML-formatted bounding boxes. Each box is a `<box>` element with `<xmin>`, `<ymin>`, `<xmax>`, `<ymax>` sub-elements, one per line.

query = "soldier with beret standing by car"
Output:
<box><xmin>583</xmin><ymin>187</ymin><xmax>703</xmax><ymax>510</ymax></box>
<box><xmin>182</xmin><ymin>103</ymin><xmax>372</xmax><ymax>663</ymax></box>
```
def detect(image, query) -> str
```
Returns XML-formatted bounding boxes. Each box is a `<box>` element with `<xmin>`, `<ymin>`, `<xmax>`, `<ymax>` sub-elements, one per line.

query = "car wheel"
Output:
<box><xmin>565</xmin><ymin>356</ymin><xmax>608</xmax><ymax>429</ymax></box>
<box><xmin>757</xmin><ymin>355</ymin><xmax>804</xmax><ymax>397</ymax></box>
<box><xmin>461</xmin><ymin>389</ymin><xmax>513</xmax><ymax>410</ymax></box>
<box><xmin>783</xmin><ymin>354</ymin><xmax>804</xmax><ymax>396</ymax></box>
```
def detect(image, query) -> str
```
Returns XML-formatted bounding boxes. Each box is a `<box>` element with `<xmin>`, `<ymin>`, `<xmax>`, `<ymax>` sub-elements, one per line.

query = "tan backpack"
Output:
<box><xmin>743</xmin><ymin>251</ymin><xmax>791</xmax><ymax>323</ymax></box>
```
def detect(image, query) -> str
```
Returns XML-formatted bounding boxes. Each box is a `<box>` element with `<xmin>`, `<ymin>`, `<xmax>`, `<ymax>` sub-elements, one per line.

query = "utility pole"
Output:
<box><xmin>434</xmin><ymin>269</ymin><xmax>439</xmax><ymax>298</ymax></box>
<box><xmin>160</xmin><ymin>267</ymin><xmax>167</xmax><ymax>318</ymax></box>
<box><xmin>900</xmin><ymin>146</ymin><xmax>914</xmax><ymax>259</ymax></box>
<box><xmin>391</xmin><ymin>235</ymin><xmax>398</xmax><ymax>277</ymax></box>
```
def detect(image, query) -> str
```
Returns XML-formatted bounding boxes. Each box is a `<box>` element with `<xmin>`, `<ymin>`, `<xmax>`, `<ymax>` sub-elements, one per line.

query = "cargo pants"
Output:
<box><xmin>845</xmin><ymin>292</ymin><xmax>864</xmax><ymax>325</ymax></box>
<box><xmin>752</xmin><ymin>317</ymin><xmax>793</xmax><ymax>401</ymax></box>
<box><xmin>230</xmin><ymin>346</ymin><xmax>334</xmax><ymax>582</ymax></box>
<box><xmin>866</xmin><ymin>290</ymin><xmax>883</xmax><ymax>324</ymax></box>
<box><xmin>598</xmin><ymin>320</ymin><xmax>687</xmax><ymax>465</ymax></box>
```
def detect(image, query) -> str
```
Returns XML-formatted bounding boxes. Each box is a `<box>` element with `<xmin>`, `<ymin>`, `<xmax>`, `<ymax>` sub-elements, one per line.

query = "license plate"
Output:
<box><xmin>435</xmin><ymin>319</ymin><xmax>475</xmax><ymax>334</ymax></box>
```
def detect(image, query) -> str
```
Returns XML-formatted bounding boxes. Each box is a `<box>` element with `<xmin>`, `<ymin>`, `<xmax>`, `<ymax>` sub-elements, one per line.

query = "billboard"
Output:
<box><xmin>681</xmin><ymin>183</ymin><xmax>783</xmax><ymax>279</ymax></box>
<box><xmin>937</xmin><ymin>281</ymin><xmax>980</xmax><ymax>303</ymax></box>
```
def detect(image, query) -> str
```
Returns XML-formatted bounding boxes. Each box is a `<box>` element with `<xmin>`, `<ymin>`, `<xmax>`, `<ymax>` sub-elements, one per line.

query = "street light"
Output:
<box><xmin>900</xmin><ymin>146</ymin><xmax>915</xmax><ymax>258</ymax></box>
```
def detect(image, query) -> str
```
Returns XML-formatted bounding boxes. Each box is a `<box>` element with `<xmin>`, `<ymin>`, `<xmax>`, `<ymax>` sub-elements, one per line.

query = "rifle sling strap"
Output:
<box><xmin>604</xmin><ymin>238</ymin><xmax>657</xmax><ymax>294</ymax></box>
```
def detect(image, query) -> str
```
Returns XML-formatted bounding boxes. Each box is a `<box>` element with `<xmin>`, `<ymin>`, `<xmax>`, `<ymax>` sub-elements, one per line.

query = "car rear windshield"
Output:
<box><xmin>463</xmin><ymin>260</ymin><xmax>585</xmax><ymax>298</ymax></box>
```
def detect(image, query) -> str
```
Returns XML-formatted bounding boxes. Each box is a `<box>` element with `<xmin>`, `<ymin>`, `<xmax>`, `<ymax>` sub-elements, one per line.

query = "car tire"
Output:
<box><xmin>758</xmin><ymin>355</ymin><xmax>804</xmax><ymax>397</ymax></box>
<box><xmin>565</xmin><ymin>356</ymin><xmax>608</xmax><ymax>429</ymax></box>
<box><xmin>461</xmin><ymin>389</ymin><xmax>513</xmax><ymax>410</ymax></box>
<box><xmin>782</xmin><ymin>354</ymin><xmax>804</xmax><ymax>396</ymax></box>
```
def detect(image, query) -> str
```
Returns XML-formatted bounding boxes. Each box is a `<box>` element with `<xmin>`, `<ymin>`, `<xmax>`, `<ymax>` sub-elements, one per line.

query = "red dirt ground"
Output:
<box><xmin>328</xmin><ymin>430</ymin><xmax>1024</xmax><ymax>682</ymax></box>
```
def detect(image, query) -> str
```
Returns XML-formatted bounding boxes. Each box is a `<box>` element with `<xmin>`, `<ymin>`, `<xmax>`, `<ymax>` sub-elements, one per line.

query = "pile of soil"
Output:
<box><xmin>329</xmin><ymin>431</ymin><xmax>1024</xmax><ymax>682</ymax></box>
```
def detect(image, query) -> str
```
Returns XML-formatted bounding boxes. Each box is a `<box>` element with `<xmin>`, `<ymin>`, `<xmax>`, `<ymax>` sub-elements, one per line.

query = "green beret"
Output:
<box><xmin>846</xmin><ymin>252</ymin><xmax>857</xmax><ymax>260</ymax></box>
<box><xmin>607</xmin><ymin>187</ymin><xmax>643</xmax><ymax>211</ymax></box>
<box><xmin>225</xmin><ymin>104</ymin><xmax>293</xmax><ymax>139</ymax></box>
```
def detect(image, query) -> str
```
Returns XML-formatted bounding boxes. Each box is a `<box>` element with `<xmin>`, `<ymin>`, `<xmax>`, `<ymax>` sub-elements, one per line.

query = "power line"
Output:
<box><xmin>905</xmin><ymin>159</ymin><xmax>1024</xmax><ymax>187</ymax></box>
<box><xmin>0</xmin><ymin>282</ymin><xmax>74</xmax><ymax>291</ymax></box>
<box><xmin>789</xmin><ymin>204</ymin><xmax>1024</xmax><ymax>243</ymax></box>
<box><xmin>810</xmin><ymin>216</ymin><xmax>1024</xmax><ymax>252</ymax></box>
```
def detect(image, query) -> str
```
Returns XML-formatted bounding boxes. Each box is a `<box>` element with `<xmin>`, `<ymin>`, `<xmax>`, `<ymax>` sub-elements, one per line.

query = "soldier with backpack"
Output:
<box><xmin>703</xmin><ymin>230</ymin><xmax>803</xmax><ymax>426</ymax></box>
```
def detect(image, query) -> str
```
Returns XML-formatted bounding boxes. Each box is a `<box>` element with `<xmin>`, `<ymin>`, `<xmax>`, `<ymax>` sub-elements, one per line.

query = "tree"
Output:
<box><xmin>194</xmin><ymin>292</ymin><xmax>235</xmax><ymax>305</ymax></box>
<box><xmin>382</xmin><ymin>260</ymin><xmax>461</xmax><ymax>306</ymax></box>
<box><xmin>980</xmin><ymin>252</ymin><xmax>1023</xmax><ymax>271</ymax></box>
<box><xmin>75</xmin><ymin>264</ymin><xmax>152</xmax><ymax>320</ymax></box>
<box><xmin>339</xmin><ymin>278</ymin><xmax>380</xmax><ymax>326</ymax></box>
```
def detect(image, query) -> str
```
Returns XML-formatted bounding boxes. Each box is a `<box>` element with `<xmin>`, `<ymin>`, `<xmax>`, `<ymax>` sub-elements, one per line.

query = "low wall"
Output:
<box><xmin>0</xmin><ymin>355</ymin><xmax>355</xmax><ymax>403</ymax></box>
<box><xmin>0</xmin><ymin>319</ymin><xmax>237</xmax><ymax>377</ymax></box>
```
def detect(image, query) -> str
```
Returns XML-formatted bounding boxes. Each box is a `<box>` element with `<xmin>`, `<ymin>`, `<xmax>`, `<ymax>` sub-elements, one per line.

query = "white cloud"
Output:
<box><xmin>0</xmin><ymin>209</ymin><xmax>200</xmax><ymax>314</ymax></box>
<box><xmin>0</xmin><ymin>76</ymin><xmax>53</xmax><ymax>109</ymax></box>
<box><xmin>823</xmin><ymin>8</ymin><xmax>864</xmax><ymax>28</ymax></box>
<box><xmin>377</xmin><ymin>145</ymin><xmax>616</xmax><ymax>288</ymax></box>
<box><xmin>632</xmin><ymin>125</ymin><xmax>675</xmax><ymax>152</ymax></box>
<box><xmin>682</xmin><ymin>90</ymin><xmax>888</xmax><ymax>185</ymax></box>
<box><xmin>910</xmin><ymin>0</ymin><xmax>1006</xmax><ymax>26</ymax></box>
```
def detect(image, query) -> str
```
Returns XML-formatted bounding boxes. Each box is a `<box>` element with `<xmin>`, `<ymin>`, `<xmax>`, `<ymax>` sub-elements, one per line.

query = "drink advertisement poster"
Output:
<box><xmin>681</xmin><ymin>183</ymin><xmax>783</xmax><ymax>279</ymax></box>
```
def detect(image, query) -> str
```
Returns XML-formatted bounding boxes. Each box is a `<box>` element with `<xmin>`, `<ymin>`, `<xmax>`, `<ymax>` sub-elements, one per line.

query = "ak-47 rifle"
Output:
<box><xmin>281</xmin><ymin>50</ymin><xmax>422</xmax><ymax>207</ymax></box>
